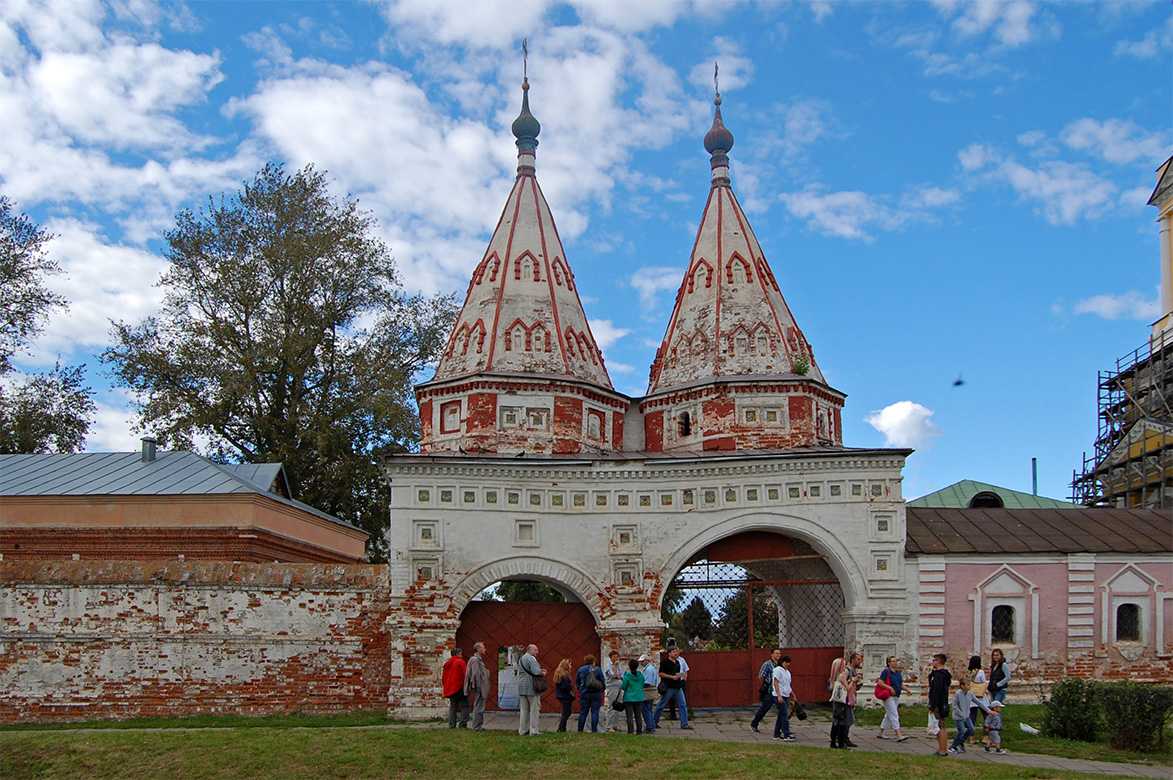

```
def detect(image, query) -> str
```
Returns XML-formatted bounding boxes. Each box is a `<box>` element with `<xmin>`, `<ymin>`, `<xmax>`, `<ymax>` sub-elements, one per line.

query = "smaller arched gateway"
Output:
<box><xmin>451</xmin><ymin>559</ymin><xmax>604</xmax><ymax>713</ymax></box>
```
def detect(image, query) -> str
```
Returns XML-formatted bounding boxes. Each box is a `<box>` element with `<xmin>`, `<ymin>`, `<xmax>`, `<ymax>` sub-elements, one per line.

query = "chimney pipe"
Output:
<box><xmin>141</xmin><ymin>436</ymin><xmax>157</xmax><ymax>463</ymax></box>
<box><xmin>1031</xmin><ymin>457</ymin><xmax>1038</xmax><ymax>496</ymax></box>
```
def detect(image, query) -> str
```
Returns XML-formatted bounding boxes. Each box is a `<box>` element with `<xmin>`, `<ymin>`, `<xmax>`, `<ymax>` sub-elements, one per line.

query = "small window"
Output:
<box><xmin>617</xmin><ymin>531</ymin><xmax>632</xmax><ymax>546</ymax></box>
<box><xmin>788</xmin><ymin>486</ymin><xmax>800</xmax><ymax>499</ymax></box>
<box><xmin>877</xmin><ymin>517</ymin><xmax>890</xmax><ymax>533</ymax></box>
<box><xmin>573</xmin><ymin>493</ymin><xmax>586</xmax><ymax>507</ymax></box>
<box><xmin>678</xmin><ymin>411</ymin><xmax>692</xmax><ymax>437</ymax></box>
<box><xmin>830</xmin><ymin>484</ymin><xmax>842</xmax><ymax>497</ymax></box>
<box><xmin>551</xmin><ymin>494</ymin><xmax>564</xmax><ymax>507</ymax></box>
<box><xmin>660</xmin><ymin>493</ymin><xmax>673</xmax><ymax>506</ymax></box>
<box><xmin>419</xmin><ymin>526</ymin><xmax>434</xmax><ymax>542</ymax></box>
<box><xmin>501</xmin><ymin>406</ymin><xmax>522</xmax><ymax>427</ymax></box>
<box><xmin>529</xmin><ymin>493</ymin><xmax>541</xmax><ymax>506</ymax></box>
<box><xmin>876</xmin><ymin>558</ymin><xmax>889</xmax><ymax>572</ymax></box>
<box><xmin>440</xmin><ymin>401</ymin><xmax>461</xmax><ymax>433</ymax></box>
<box><xmin>682</xmin><ymin>489</ymin><xmax>694</xmax><ymax>505</ymax></box>
<box><xmin>1116</xmin><ymin>603</ymin><xmax>1140</xmax><ymax>642</ymax></box>
<box><xmin>587</xmin><ymin>410</ymin><xmax>604</xmax><ymax>440</ymax></box>
<box><xmin>440</xmin><ymin>489</ymin><xmax>453</xmax><ymax>504</ymax></box>
<box><xmin>463</xmin><ymin>490</ymin><xmax>476</xmax><ymax>504</ymax></box>
<box><xmin>969</xmin><ymin>491</ymin><xmax>1004</xmax><ymax>509</ymax></box>
<box><xmin>639</xmin><ymin>494</ymin><xmax>652</xmax><ymax>507</ymax></box>
<box><xmin>596</xmin><ymin>493</ymin><xmax>607</xmax><ymax>507</ymax></box>
<box><xmin>871</xmin><ymin>483</ymin><xmax>884</xmax><ymax>497</ymax></box>
<box><xmin>485</xmin><ymin>490</ymin><xmax>498</xmax><ymax>504</ymax></box>
<box><xmin>417</xmin><ymin>489</ymin><xmax>431</xmax><ymax>503</ymax></box>
<box><xmin>416</xmin><ymin>564</ymin><xmax>434</xmax><ymax>581</ymax></box>
<box><xmin>507</xmin><ymin>491</ymin><xmax>520</xmax><ymax>505</ymax></box>
<box><xmin>809</xmin><ymin>485</ymin><xmax>821</xmax><ymax>497</ymax></box>
<box><xmin>851</xmin><ymin>484</ymin><xmax>863</xmax><ymax>496</ymax></box>
<box><xmin>617</xmin><ymin>494</ymin><xmax>630</xmax><ymax>506</ymax></box>
<box><xmin>517</xmin><ymin>522</ymin><xmax>536</xmax><ymax>543</ymax></box>
<box><xmin>991</xmin><ymin>605</ymin><xmax>1015</xmax><ymax>643</ymax></box>
<box><xmin>746</xmin><ymin>488</ymin><xmax>759</xmax><ymax>501</ymax></box>
<box><xmin>767</xmin><ymin>487</ymin><xmax>780</xmax><ymax>501</ymax></box>
<box><xmin>704</xmin><ymin>490</ymin><xmax>717</xmax><ymax>505</ymax></box>
<box><xmin>765</xmin><ymin>409</ymin><xmax>779</xmax><ymax>423</ymax></box>
<box><xmin>527</xmin><ymin>408</ymin><xmax>550</xmax><ymax>430</ymax></box>
<box><xmin>724</xmin><ymin>488</ymin><xmax>736</xmax><ymax>502</ymax></box>
<box><xmin>744</xmin><ymin>408</ymin><xmax>758</xmax><ymax>423</ymax></box>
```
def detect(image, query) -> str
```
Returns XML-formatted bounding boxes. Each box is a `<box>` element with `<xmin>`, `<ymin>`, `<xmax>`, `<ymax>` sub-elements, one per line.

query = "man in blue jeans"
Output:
<box><xmin>653</xmin><ymin>647</ymin><xmax>693</xmax><ymax>730</ymax></box>
<box><xmin>772</xmin><ymin>654</ymin><xmax>796</xmax><ymax>741</ymax></box>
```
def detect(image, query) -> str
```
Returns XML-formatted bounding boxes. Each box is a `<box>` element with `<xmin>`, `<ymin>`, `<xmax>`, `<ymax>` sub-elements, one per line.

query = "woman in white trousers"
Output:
<box><xmin>876</xmin><ymin>656</ymin><xmax>909</xmax><ymax>742</ymax></box>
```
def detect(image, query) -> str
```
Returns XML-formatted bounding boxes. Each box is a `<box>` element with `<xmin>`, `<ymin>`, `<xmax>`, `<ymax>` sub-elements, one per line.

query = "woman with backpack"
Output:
<box><xmin>576</xmin><ymin>654</ymin><xmax>606</xmax><ymax>733</ymax></box>
<box><xmin>553</xmin><ymin>658</ymin><xmax>575</xmax><ymax>732</ymax></box>
<box><xmin>875</xmin><ymin>656</ymin><xmax>908</xmax><ymax>742</ymax></box>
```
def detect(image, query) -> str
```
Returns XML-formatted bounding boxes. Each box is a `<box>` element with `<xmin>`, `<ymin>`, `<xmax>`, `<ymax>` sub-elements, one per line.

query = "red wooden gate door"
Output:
<box><xmin>455</xmin><ymin>600</ymin><xmax>597</xmax><ymax>712</ymax></box>
<box><xmin>683</xmin><ymin>646</ymin><xmax>841</xmax><ymax>708</ymax></box>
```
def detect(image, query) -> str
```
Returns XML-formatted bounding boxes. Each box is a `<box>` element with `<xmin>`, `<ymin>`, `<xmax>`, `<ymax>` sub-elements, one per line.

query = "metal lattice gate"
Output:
<box><xmin>662</xmin><ymin>549</ymin><xmax>846</xmax><ymax>707</ymax></box>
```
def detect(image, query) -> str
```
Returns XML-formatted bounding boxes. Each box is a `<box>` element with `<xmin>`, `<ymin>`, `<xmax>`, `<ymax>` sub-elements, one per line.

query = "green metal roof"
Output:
<box><xmin>908</xmin><ymin>479</ymin><xmax>1077</xmax><ymax>509</ymax></box>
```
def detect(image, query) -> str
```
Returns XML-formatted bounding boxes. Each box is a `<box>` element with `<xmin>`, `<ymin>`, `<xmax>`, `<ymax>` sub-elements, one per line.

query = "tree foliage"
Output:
<box><xmin>0</xmin><ymin>197</ymin><xmax>95</xmax><ymax>454</ymax></box>
<box><xmin>493</xmin><ymin>581</ymin><xmax>566</xmax><ymax>603</ymax></box>
<box><xmin>102</xmin><ymin>164</ymin><xmax>456</xmax><ymax>556</ymax></box>
<box><xmin>712</xmin><ymin>588</ymin><xmax>780</xmax><ymax>650</ymax></box>
<box><xmin>680</xmin><ymin>595</ymin><xmax>713</xmax><ymax>641</ymax></box>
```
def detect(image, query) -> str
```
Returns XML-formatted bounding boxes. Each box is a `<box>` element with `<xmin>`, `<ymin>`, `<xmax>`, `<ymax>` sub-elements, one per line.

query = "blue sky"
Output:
<box><xmin>2</xmin><ymin>0</ymin><xmax>1170</xmax><ymax>501</ymax></box>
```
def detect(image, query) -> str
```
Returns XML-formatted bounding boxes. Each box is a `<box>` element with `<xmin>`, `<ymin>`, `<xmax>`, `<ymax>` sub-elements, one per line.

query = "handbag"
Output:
<box><xmin>586</xmin><ymin>667</ymin><xmax>605</xmax><ymax>692</ymax></box>
<box><xmin>611</xmin><ymin>687</ymin><xmax>626</xmax><ymax>712</ymax></box>
<box><xmin>874</xmin><ymin>682</ymin><xmax>892</xmax><ymax>700</ymax></box>
<box><xmin>792</xmin><ymin>700</ymin><xmax>807</xmax><ymax>721</ymax></box>
<box><xmin>830</xmin><ymin>679</ymin><xmax>848</xmax><ymax>704</ymax></box>
<box><xmin>523</xmin><ymin>662</ymin><xmax>548</xmax><ymax>694</ymax></box>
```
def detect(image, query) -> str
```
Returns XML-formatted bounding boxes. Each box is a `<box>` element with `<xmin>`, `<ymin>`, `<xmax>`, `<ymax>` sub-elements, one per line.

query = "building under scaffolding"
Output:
<box><xmin>1071</xmin><ymin>330</ymin><xmax>1173</xmax><ymax>508</ymax></box>
<box><xmin>1072</xmin><ymin>155</ymin><xmax>1173</xmax><ymax>509</ymax></box>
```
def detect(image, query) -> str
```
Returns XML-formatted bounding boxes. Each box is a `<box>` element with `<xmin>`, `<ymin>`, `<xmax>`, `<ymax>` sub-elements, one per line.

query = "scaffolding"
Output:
<box><xmin>1071</xmin><ymin>329</ymin><xmax>1173</xmax><ymax>508</ymax></box>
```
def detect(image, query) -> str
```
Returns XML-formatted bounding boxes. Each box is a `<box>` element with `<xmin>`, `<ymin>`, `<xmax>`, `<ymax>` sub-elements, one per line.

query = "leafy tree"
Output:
<box><xmin>680</xmin><ymin>595</ymin><xmax>713</xmax><ymax>641</ymax></box>
<box><xmin>103</xmin><ymin>164</ymin><xmax>456</xmax><ymax>557</ymax></box>
<box><xmin>712</xmin><ymin>588</ymin><xmax>780</xmax><ymax>649</ymax></box>
<box><xmin>493</xmin><ymin>581</ymin><xmax>566</xmax><ymax>603</ymax></box>
<box><xmin>0</xmin><ymin>197</ymin><xmax>95</xmax><ymax>453</ymax></box>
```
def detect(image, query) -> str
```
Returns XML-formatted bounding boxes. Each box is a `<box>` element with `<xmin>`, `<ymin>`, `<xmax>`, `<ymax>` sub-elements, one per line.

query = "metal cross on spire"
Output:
<box><xmin>714</xmin><ymin>61</ymin><xmax>720</xmax><ymax>99</ymax></box>
<box><xmin>522</xmin><ymin>38</ymin><xmax>529</xmax><ymax>82</ymax></box>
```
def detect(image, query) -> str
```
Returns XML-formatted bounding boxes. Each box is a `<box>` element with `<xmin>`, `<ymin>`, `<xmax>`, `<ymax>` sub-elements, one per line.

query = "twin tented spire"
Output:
<box><xmin>431</xmin><ymin>54</ymin><xmax>826</xmax><ymax>403</ymax></box>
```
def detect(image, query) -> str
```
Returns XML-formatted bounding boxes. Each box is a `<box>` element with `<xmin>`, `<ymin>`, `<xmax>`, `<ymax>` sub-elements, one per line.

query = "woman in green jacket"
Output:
<box><xmin>621</xmin><ymin>659</ymin><xmax>646</xmax><ymax>734</ymax></box>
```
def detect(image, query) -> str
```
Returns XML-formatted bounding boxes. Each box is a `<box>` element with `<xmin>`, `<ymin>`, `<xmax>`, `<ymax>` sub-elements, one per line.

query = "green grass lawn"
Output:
<box><xmin>850</xmin><ymin>703</ymin><xmax>1172</xmax><ymax>766</ymax></box>
<box><xmin>0</xmin><ymin>710</ymin><xmax>392</xmax><ymax>732</ymax></box>
<box><xmin>0</xmin><ymin>726</ymin><xmax>1122</xmax><ymax>780</ymax></box>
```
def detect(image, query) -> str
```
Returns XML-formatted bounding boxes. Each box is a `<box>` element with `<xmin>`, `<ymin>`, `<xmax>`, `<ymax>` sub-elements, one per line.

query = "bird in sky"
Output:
<box><xmin>953</xmin><ymin>373</ymin><xmax>965</xmax><ymax>387</ymax></box>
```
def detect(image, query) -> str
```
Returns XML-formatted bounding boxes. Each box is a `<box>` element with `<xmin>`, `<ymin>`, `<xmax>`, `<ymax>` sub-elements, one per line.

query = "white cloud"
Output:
<box><xmin>1060</xmin><ymin>118</ymin><xmax>1169</xmax><ymax>166</ymax></box>
<box><xmin>866</xmin><ymin>400</ymin><xmax>940</xmax><ymax>448</ymax></box>
<box><xmin>1114</xmin><ymin>15</ymin><xmax>1173</xmax><ymax>59</ymax></box>
<box><xmin>688</xmin><ymin>36</ymin><xmax>753</xmax><ymax>93</ymax></box>
<box><xmin>959</xmin><ymin>144</ymin><xmax>1118</xmax><ymax>225</ymax></box>
<box><xmin>932</xmin><ymin>0</ymin><xmax>1044</xmax><ymax>47</ymax></box>
<box><xmin>28</xmin><ymin>220</ymin><xmax>167</xmax><ymax>363</ymax></box>
<box><xmin>779</xmin><ymin>184</ymin><xmax>958</xmax><ymax>241</ymax></box>
<box><xmin>231</xmin><ymin>27</ymin><xmax>693</xmax><ymax>293</ymax></box>
<box><xmin>629</xmin><ymin>266</ymin><xmax>681</xmax><ymax>306</ymax></box>
<box><xmin>587</xmin><ymin>319</ymin><xmax>630</xmax><ymax>351</ymax></box>
<box><xmin>380</xmin><ymin>0</ymin><xmax>551</xmax><ymax>48</ymax></box>
<box><xmin>85</xmin><ymin>398</ymin><xmax>144</xmax><ymax>452</ymax></box>
<box><xmin>0</xmin><ymin>1</ymin><xmax>258</xmax><ymax>241</ymax></box>
<box><xmin>1073</xmin><ymin>291</ymin><xmax>1160</xmax><ymax>321</ymax></box>
<box><xmin>808</xmin><ymin>1</ymin><xmax>833</xmax><ymax>23</ymax></box>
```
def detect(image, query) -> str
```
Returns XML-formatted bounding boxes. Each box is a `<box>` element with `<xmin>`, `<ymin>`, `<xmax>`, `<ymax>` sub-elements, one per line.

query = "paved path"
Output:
<box><xmin>467</xmin><ymin>710</ymin><xmax>1168</xmax><ymax>779</ymax></box>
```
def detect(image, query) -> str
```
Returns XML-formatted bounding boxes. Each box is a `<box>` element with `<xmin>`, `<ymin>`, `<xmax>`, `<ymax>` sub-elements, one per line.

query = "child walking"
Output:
<box><xmin>983</xmin><ymin>700</ymin><xmax>1007</xmax><ymax>754</ymax></box>
<box><xmin>948</xmin><ymin>674</ymin><xmax>975</xmax><ymax>754</ymax></box>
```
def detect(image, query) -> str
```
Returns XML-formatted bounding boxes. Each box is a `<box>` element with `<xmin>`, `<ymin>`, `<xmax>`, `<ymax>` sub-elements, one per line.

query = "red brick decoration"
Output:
<box><xmin>0</xmin><ymin>560</ymin><xmax>390</xmax><ymax>724</ymax></box>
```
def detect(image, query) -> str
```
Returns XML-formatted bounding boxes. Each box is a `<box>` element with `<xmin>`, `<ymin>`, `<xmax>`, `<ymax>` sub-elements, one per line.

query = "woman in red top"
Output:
<box><xmin>442</xmin><ymin>648</ymin><xmax>469</xmax><ymax>728</ymax></box>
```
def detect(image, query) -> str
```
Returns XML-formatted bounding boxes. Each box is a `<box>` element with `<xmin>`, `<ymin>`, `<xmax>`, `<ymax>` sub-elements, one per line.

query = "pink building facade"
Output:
<box><xmin>909</xmin><ymin>508</ymin><xmax>1173</xmax><ymax>694</ymax></box>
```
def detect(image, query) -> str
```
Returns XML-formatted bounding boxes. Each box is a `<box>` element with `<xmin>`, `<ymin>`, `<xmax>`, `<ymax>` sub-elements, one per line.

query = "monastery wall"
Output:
<box><xmin>0</xmin><ymin>560</ymin><xmax>391</xmax><ymax>724</ymax></box>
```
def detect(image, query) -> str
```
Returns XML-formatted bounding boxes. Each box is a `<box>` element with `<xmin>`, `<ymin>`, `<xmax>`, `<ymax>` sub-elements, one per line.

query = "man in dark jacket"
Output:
<box><xmin>575</xmin><ymin>654</ymin><xmax>606</xmax><ymax>732</ymax></box>
<box><xmin>928</xmin><ymin>653</ymin><xmax>952</xmax><ymax>756</ymax></box>
<box><xmin>750</xmin><ymin>647</ymin><xmax>782</xmax><ymax>733</ymax></box>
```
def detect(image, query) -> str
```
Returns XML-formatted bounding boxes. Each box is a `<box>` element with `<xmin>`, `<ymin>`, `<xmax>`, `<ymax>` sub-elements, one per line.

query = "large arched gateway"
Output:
<box><xmin>382</xmin><ymin>74</ymin><xmax>914</xmax><ymax>718</ymax></box>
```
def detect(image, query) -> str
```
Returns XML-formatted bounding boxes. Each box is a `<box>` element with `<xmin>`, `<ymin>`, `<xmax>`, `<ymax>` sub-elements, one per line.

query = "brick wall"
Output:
<box><xmin>0</xmin><ymin>560</ymin><xmax>390</xmax><ymax>723</ymax></box>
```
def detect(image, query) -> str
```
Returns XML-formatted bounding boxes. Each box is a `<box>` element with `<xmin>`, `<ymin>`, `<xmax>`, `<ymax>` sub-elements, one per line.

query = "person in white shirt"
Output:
<box><xmin>772</xmin><ymin>654</ymin><xmax>796</xmax><ymax>741</ymax></box>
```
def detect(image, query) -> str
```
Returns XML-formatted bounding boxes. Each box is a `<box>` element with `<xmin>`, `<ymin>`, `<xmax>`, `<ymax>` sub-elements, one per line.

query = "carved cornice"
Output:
<box><xmin>385</xmin><ymin>451</ymin><xmax>907</xmax><ymax>483</ymax></box>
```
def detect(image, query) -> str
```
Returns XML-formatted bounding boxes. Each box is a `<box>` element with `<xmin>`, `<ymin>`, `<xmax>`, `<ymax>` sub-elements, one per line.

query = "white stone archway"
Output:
<box><xmin>658</xmin><ymin>510</ymin><xmax>868</xmax><ymax>612</ymax></box>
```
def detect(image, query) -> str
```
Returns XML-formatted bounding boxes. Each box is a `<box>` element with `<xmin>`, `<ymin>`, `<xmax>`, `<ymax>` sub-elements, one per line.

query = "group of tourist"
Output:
<box><xmin>441</xmin><ymin>641</ymin><xmax>1012</xmax><ymax>757</ymax></box>
<box><xmin>927</xmin><ymin>648</ymin><xmax>1011</xmax><ymax>756</ymax></box>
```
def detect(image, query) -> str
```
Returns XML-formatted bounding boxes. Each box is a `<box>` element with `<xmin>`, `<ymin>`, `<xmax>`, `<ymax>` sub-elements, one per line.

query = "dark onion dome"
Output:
<box><xmin>512</xmin><ymin>78</ymin><xmax>540</xmax><ymax>152</ymax></box>
<box><xmin>703</xmin><ymin>94</ymin><xmax>734</xmax><ymax>156</ymax></box>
